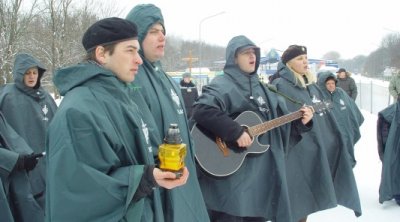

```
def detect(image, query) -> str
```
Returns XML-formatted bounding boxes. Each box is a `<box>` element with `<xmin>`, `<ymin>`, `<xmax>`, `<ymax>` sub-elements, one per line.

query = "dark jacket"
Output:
<box><xmin>378</xmin><ymin>102</ymin><xmax>400</xmax><ymax>203</ymax></box>
<box><xmin>317</xmin><ymin>72</ymin><xmax>364</xmax><ymax>167</ymax></box>
<box><xmin>0</xmin><ymin>112</ymin><xmax>43</xmax><ymax>222</ymax></box>
<box><xmin>192</xmin><ymin>35</ymin><xmax>311</xmax><ymax>221</ymax></box>
<box><xmin>336</xmin><ymin>72</ymin><xmax>357</xmax><ymax>100</ymax></box>
<box><xmin>126</xmin><ymin>4</ymin><xmax>209</xmax><ymax>222</ymax></box>
<box><xmin>272</xmin><ymin>63</ymin><xmax>361</xmax><ymax>220</ymax></box>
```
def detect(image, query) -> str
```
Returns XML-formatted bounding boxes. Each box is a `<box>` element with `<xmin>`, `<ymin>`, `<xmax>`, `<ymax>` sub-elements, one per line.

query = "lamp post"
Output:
<box><xmin>198</xmin><ymin>11</ymin><xmax>225</xmax><ymax>76</ymax></box>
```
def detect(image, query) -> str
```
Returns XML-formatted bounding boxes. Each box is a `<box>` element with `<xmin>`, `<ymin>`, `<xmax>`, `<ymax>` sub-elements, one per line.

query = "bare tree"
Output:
<box><xmin>381</xmin><ymin>33</ymin><xmax>400</xmax><ymax>69</ymax></box>
<box><xmin>0</xmin><ymin>0</ymin><xmax>41</xmax><ymax>84</ymax></box>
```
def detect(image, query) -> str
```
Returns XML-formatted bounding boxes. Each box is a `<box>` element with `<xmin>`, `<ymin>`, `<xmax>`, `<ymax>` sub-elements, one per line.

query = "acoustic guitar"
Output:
<box><xmin>191</xmin><ymin>101</ymin><xmax>332</xmax><ymax>177</ymax></box>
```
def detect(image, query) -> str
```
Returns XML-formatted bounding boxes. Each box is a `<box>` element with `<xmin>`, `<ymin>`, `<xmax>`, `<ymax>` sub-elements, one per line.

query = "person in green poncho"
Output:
<box><xmin>126</xmin><ymin>4</ymin><xmax>209</xmax><ymax>222</ymax></box>
<box><xmin>271</xmin><ymin>45</ymin><xmax>361</xmax><ymax>222</ymax></box>
<box><xmin>191</xmin><ymin>35</ymin><xmax>313</xmax><ymax>222</ymax></box>
<box><xmin>316</xmin><ymin>71</ymin><xmax>364</xmax><ymax>167</ymax></box>
<box><xmin>46</xmin><ymin>17</ymin><xmax>189</xmax><ymax>222</ymax></box>
<box><xmin>0</xmin><ymin>111</ymin><xmax>44</xmax><ymax>222</ymax></box>
<box><xmin>0</xmin><ymin>53</ymin><xmax>57</xmax><ymax>217</ymax></box>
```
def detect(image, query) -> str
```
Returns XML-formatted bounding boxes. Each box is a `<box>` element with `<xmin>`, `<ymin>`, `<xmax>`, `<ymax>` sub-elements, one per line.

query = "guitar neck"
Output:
<box><xmin>248</xmin><ymin>110</ymin><xmax>303</xmax><ymax>136</ymax></box>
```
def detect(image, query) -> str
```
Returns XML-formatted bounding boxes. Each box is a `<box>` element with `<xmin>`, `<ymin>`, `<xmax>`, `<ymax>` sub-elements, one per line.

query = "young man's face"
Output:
<box><xmin>23</xmin><ymin>67</ymin><xmax>39</xmax><ymax>88</ymax></box>
<box><xmin>287</xmin><ymin>54</ymin><xmax>308</xmax><ymax>75</ymax></box>
<box><xmin>142</xmin><ymin>23</ymin><xmax>165</xmax><ymax>63</ymax></box>
<box><xmin>325</xmin><ymin>79</ymin><xmax>336</xmax><ymax>92</ymax></box>
<box><xmin>235</xmin><ymin>48</ymin><xmax>257</xmax><ymax>74</ymax></box>
<box><xmin>103</xmin><ymin>39</ymin><xmax>143</xmax><ymax>83</ymax></box>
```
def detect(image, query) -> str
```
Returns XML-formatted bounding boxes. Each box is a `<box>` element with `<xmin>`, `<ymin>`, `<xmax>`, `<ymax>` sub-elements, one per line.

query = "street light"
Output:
<box><xmin>198</xmin><ymin>11</ymin><xmax>225</xmax><ymax>75</ymax></box>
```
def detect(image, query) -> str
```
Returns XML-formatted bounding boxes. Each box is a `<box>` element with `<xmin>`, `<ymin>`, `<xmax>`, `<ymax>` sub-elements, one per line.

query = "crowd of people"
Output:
<box><xmin>0</xmin><ymin>3</ymin><xmax>398</xmax><ymax>222</ymax></box>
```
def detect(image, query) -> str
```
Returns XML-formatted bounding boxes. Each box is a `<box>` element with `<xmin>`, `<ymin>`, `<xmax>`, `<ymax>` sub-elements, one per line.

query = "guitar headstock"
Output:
<box><xmin>307</xmin><ymin>100</ymin><xmax>333</xmax><ymax>114</ymax></box>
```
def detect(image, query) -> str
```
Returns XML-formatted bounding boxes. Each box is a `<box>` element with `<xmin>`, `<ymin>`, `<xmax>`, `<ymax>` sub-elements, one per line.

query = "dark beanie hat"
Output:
<box><xmin>281</xmin><ymin>45</ymin><xmax>307</xmax><ymax>64</ymax></box>
<box><xmin>82</xmin><ymin>17</ymin><xmax>138</xmax><ymax>52</ymax></box>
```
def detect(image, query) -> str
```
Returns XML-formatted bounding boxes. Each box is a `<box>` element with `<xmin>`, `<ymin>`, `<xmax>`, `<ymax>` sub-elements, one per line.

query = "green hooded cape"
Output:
<box><xmin>0</xmin><ymin>111</ymin><xmax>44</xmax><ymax>222</ymax></box>
<box><xmin>378</xmin><ymin>102</ymin><xmax>400</xmax><ymax>203</ymax></box>
<box><xmin>0</xmin><ymin>53</ymin><xmax>57</xmax><ymax>211</ymax></box>
<box><xmin>126</xmin><ymin>4</ymin><xmax>209</xmax><ymax>222</ymax></box>
<box><xmin>46</xmin><ymin>62</ymin><xmax>164</xmax><ymax>222</ymax></box>
<box><xmin>317</xmin><ymin>72</ymin><xmax>364</xmax><ymax>167</ymax></box>
<box><xmin>272</xmin><ymin>63</ymin><xmax>361</xmax><ymax>220</ymax></box>
<box><xmin>192</xmin><ymin>35</ymin><xmax>311</xmax><ymax>221</ymax></box>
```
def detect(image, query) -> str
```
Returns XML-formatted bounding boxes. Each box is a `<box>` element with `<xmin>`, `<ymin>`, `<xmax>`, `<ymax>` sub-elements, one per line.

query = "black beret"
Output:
<box><xmin>82</xmin><ymin>17</ymin><xmax>138</xmax><ymax>52</ymax></box>
<box><xmin>281</xmin><ymin>45</ymin><xmax>307</xmax><ymax>64</ymax></box>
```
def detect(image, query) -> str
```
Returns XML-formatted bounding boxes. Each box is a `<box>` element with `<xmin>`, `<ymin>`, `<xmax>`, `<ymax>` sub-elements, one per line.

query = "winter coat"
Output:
<box><xmin>317</xmin><ymin>72</ymin><xmax>364</xmax><ymax>167</ymax></box>
<box><xmin>336</xmin><ymin>72</ymin><xmax>357</xmax><ymax>100</ymax></box>
<box><xmin>0</xmin><ymin>111</ymin><xmax>44</xmax><ymax>222</ymax></box>
<box><xmin>192</xmin><ymin>35</ymin><xmax>311</xmax><ymax>221</ymax></box>
<box><xmin>378</xmin><ymin>102</ymin><xmax>400</xmax><ymax>203</ymax></box>
<box><xmin>272</xmin><ymin>63</ymin><xmax>361</xmax><ymax>220</ymax></box>
<box><xmin>46</xmin><ymin>62</ymin><xmax>166</xmax><ymax>222</ymax></box>
<box><xmin>126</xmin><ymin>4</ymin><xmax>209</xmax><ymax>222</ymax></box>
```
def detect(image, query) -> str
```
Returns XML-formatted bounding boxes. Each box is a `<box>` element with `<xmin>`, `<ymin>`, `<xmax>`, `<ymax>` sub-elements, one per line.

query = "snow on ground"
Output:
<box><xmin>308</xmin><ymin>110</ymin><xmax>400</xmax><ymax>221</ymax></box>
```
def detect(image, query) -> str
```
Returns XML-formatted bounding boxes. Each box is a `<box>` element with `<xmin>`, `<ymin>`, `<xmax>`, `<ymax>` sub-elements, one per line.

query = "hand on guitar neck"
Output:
<box><xmin>236</xmin><ymin>106</ymin><xmax>312</xmax><ymax>148</ymax></box>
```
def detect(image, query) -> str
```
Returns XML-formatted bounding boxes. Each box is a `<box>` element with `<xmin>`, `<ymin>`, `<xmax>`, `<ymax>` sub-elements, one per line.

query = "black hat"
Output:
<box><xmin>336</xmin><ymin>68</ymin><xmax>346</xmax><ymax>73</ymax></box>
<box><xmin>82</xmin><ymin>17</ymin><xmax>138</xmax><ymax>52</ymax></box>
<box><xmin>281</xmin><ymin>45</ymin><xmax>307</xmax><ymax>64</ymax></box>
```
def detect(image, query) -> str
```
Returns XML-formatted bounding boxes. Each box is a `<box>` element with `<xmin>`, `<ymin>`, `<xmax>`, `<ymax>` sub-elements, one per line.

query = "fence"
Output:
<box><xmin>354</xmin><ymin>75</ymin><xmax>393</xmax><ymax>114</ymax></box>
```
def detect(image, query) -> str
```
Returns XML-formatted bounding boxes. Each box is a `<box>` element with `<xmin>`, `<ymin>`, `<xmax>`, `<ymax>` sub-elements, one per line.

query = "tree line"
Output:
<box><xmin>1</xmin><ymin>0</ymin><xmax>399</xmax><ymax>96</ymax></box>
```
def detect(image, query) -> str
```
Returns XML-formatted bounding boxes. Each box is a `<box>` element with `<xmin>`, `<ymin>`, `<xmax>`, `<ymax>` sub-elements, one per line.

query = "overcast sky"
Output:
<box><xmin>111</xmin><ymin>0</ymin><xmax>399</xmax><ymax>60</ymax></box>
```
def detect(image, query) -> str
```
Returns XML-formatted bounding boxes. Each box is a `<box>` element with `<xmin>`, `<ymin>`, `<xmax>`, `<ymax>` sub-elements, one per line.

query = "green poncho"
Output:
<box><xmin>272</xmin><ymin>63</ymin><xmax>361</xmax><ymax>221</ymax></box>
<box><xmin>192</xmin><ymin>35</ymin><xmax>310</xmax><ymax>221</ymax></box>
<box><xmin>317</xmin><ymin>72</ymin><xmax>364</xmax><ymax>167</ymax></box>
<box><xmin>126</xmin><ymin>4</ymin><xmax>209</xmax><ymax>222</ymax></box>
<box><xmin>46</xmin><ymin>63</ymin><xmax>164</xmax><ymax>222</ymax></box>
<box><xmin>0</xmin><ymin>112</ymin><xmax>44</xmax><ymax>222</ymax></box>
<box><xmin>0</xmin><ymin>53</ymin><xmax>57</xmax><ymax>211</ymax></box>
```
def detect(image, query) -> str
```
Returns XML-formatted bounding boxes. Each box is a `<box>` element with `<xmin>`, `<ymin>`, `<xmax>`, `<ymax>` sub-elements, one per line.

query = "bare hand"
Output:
<box><xmin>300</xmin><ymin>106</ymin><xmax>313</xmax><ymax>125</ymax></box>
<box><xmin>153</xmin><ymin>167</ymin><xmax>189</xmax><ymax>189</ymax></box>
<box><xmin>236</xmin><ymin>131</ymin><xmax>252</xmax><ymax>148</ymax></box>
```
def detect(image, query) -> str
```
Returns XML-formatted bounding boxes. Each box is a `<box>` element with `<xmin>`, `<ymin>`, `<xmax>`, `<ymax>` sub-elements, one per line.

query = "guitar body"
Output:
<box><xmin>192</xmin><ymin>111</ymin><xmax>270</xmax><ymax>177</ymax></box>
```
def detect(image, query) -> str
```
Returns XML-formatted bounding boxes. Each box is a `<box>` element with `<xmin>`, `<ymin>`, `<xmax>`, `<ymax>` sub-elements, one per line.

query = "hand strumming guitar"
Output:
<box><xmin>236</xmin><ymin>131</ymin><xmax>252</xmax><ymax>148</ymax></box>
<box><xmin>300</xmin><ymin>106</ymin><xmax>313</xmax><ymax>125</ymax></box>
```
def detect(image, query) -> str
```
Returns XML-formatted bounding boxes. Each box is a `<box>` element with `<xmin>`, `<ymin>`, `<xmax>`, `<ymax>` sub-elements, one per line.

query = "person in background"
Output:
<box><xmin>336</xmin><ymin>68</ymin><xmax>358</xmax><ymax>100</ymax></box>
<box><xmin>271</xmin><ymin>45</ymin><xmax>361</xmax><ymax>222</ymax></box>
<box><xmin>46</xmin><ymin>17</ymin><xmax>190</xmax><ymax>222</ymax></box>
<box><xmin>377</xmin><ymin>102</ymin><xmax>400</xmax><ymax>206</ymax></box>
<box><xmin>126</xmin><ymin>4</ymin><xmax>209</xmax><ymax>221</ymax></box>
<box><xmin>388</xmin><ymin>69</ymin><xmax>400</xmax><ymax>101</ymax></box>
<box><xmin>317</xmin><ymin>71</ymin><xmax>364</xmax><ymax>167</ymax></box>
<box><xmin>180</xmin><ymin>72</ymin><xmax>196</xmax><ymax>87</ymax></box>
<box><xmin>180</xmin><ymin>72</ymin><xmax>198</xmax><ymax>119</ymax></box>
<box><xmin>0</xmin><ymin>53</ymin><xmax>57</xmax><ymax>217</ymax></box>
<box><xmin>0</xmin><ymin>111</ymin><xmax>43</xmax><ymax>222</ymax></box>
<box><xmin>192</xmin><ymin>35</ymin><xmax>313</xmax><ymax>222</ymax></box>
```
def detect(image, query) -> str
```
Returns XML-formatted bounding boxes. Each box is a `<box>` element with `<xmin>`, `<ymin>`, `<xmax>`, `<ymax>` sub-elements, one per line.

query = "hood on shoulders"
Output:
<box><xmin>53</xmin><ymin>62</ymin><xmax>115</xmax><ymax>96</ymax></box>
<box><xmin>12</xmin><ymin>53</ymin><xmax>46</xmax><ymax>89</ymax></box>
